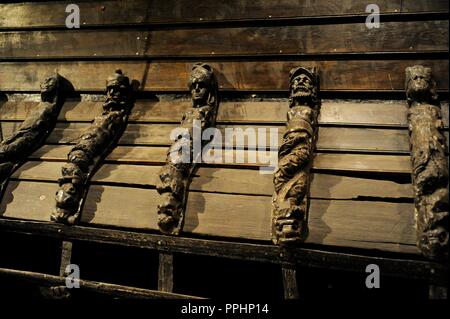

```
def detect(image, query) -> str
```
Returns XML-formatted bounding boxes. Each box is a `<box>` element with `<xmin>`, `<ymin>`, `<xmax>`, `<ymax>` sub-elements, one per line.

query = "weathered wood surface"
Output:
<box><xmin>11</xmin><ymin>162</ymin><xmax>413</xmax><ymax>199</ymax></box>
<box><xmin>1</xmin><ymin>21</ymin><xmax>447</xmax><ymax>59</ymax></box>
<box><xmin>3</xmin><ymin>121</ymin><xmax>433</xmax><ymax>153</ymax></box>
<box><xmin>0</xmin><ymin>0</ymin><xmax>447</xmax><ymax>29</ymax></box>
<box><xmin>2</xmin><ymin>100</ymin><xmax>448</xmax><ymax>128</ymax></box>
<box><xmin>3</xmin><ymin>219</ymin><xmax>447</xmax><ymax>285</ymax></box>
<box><xmin>0</xmin><ymin>267</ymin><xmax>200</xmax><ymax>299</ymax></box>
<box><xmin>0</xmin><ymin>180</ymin><xmax>416</xmax><ymax>253</ymax></box>
<box><xmin>24</xmin><ymin>144</ymin><xmax>412</xmax><ymax>173</ymax></box>
<box><xmin>158</xmin><ymin>253</ymin><xmax>174</xmax><ymax>293</ymax></box>
<box><xmin>282</xmin><ymin>265</ymin><xmax>299</xmax><ymax>299</ymax></box>
<box><xmin>0</xmin><ymin>60</ymin><xmax>448</xmax><ymax>92</ymax></box>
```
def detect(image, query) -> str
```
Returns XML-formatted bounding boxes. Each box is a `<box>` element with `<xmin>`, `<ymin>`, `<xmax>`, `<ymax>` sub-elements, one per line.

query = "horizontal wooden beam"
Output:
<box><xmin>0</xmin><ymin>219</ymin><xmax>446</xmax><ymax>285</ymax></box>
<box><xmin>12</xmin><ymin>163</ymin><xmax>413</xmax><ymax>199</ymax></box>
<box><xmin>24</xmin><ymin>144</ymin><xmax>412</xmax><ymax>173</ymax></box>
<box><xmin>0</xmin><ymin>267</ymin><xmax>201</xmax><ymax>299</ymax></box>
<box><xmin>0</xmin><ymin>60</ymin><xmax>448</xmax><ymax>92</ymax></box>
<box><xmin>1</xmin><ymin>21</ymin><xmax>447</xmax><ymax>59</ymax></box>
<box><xmin>2</xmin><ymin>100</ymin><xmax>448</xmax><ymax>128</ymax></box>
<box><xmin>0</xmin><ymin>180</ymin><xmax>416</xmax><ymax>253</ymax></box>
<box><xmin>0</xmin><ymin>1</ymin><xmax>447</xmax><ymax>29</ymax></box>
<box><xmin>3</xmin><ymin>121</ymin><xmax>432</xmax><ymax>153</ymax></box>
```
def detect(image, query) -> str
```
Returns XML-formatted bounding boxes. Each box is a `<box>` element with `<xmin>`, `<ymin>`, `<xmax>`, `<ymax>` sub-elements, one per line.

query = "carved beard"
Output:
<box><xmin>407</xmin><ymin>79</ymin><xmax>433</xmax><ymax>103</ymax></box>
<box><xmin>291</xmin><ymin>84</ymin><xmax>313</xmax><ymax>105</ymax></box>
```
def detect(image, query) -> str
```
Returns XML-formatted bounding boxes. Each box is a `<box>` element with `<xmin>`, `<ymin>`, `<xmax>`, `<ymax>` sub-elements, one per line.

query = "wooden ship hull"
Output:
<box><xmin>0</xmin><ymin>0</ymin><xmax>448</xmax><ymax>300</ymax></box>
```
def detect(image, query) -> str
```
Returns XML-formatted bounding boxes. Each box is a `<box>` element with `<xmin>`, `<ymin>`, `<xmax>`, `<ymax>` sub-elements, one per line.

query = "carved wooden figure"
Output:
<box><xmin>405</xmin><ymin>65</ymin><xmax>449</xmax><ymax>260</ymax></box>
<box><xmin>271</xmin><ymin>67</ymin><xmax>320</xmax><ymax>245</ymax></box>
<box><xmin>156</xmin><ymin>63</ymin><xmax>219</xmax><ymax>235</ymax></box>
<box><xmin>52</xmin><ymin>69</ymin><xmax>133</xmax><ymax>224</ymax></box>
<box><xmin>0</xmin><ymin>74</ymin><xmax>67</xmax><ymax>196</ymax></box>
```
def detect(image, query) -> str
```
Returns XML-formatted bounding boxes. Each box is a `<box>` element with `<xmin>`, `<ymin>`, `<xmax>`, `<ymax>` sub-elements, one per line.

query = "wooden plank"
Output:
<box><xmin>0</xmin><ymin>180</ymin><xmax>416</xmax><ymax>253</ymax></box>
<box><xmin>0</xmin><ymin>60</ymin><xmax>448</xmax><ymax>92</ymax></box>
<box><xmin>282</xmin><ymin>265</ymin><xmax>299</xmax><ymax>299</ymax></box>
<box><xmin>3</xmin><ymin>219</ymin><xmax>446</xmax><ymax>284</ymax></box>
<box><xmin>2</xmin><ymin>121</ymin><xmax>419</xmax><ymax>152</ymax></box>
<box><xmin>401</xmin><ymin>0</ymin><xmax>449</xmax><ymax>13</ymax></box>
<box><xmin>158</xmin><ymin>253</ymin><xmax>174</xmax><ymax>293</ymax></box>
<box><xmin>1</xmin><ymin>21</ymin><xmax>447</xmax><ymax>59</ymax></box>
<box><xmin>59</xmin><ymin>241</ymin><xmax>73</xmax><ymax>277</ymax></box>
<box><xmin>307</xmin><ymin>199</ymin><xmax>416</xmax><ymax>252</ymax></box>
<box><xmin>2</xmin><ymin>100</ymin><xmax>448</xmax><ymax>128</ymax></box>
<box><xmin>7</xmin><ymin>121</ymin><xmax>450</xmax><ymax>153</ymax></box>
<box><xmin>11</xmin><ymin>162</ymin><xmax>413</xmax><ymax>199</ymax></box>
<box><xmin>0</xmin><ymin>267</ymin><xmax>200</xmax><ymax>299</ymax></box>
<box><xmin>313</xmin><ymin>153</ymin><xmax>411</xmax><ymax>173</ymax></box>
<box><xmin>27</xmin><ymin>144</ymin><xmax>412</xmax><ymax>173</ymax></box>
<box><xmin>3</xmin><ymin>1</ymin><xmax>447</xmax><ymax>29</ymax></box>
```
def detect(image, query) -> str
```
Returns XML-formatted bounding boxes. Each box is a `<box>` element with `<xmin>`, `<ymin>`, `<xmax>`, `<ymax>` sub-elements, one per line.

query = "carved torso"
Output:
<box><xmin>52</xmin><ymin>70</ymin><xmax>133</xmax><ymax>224</ymax></box>
<box><xmin>271</xmin><ymin>67</ymin><xmax>320</xmax><ymax>245</ymax></box>
<box><xmin>405</xmin><ymin>65</ymin><xmax>449</xmax><ymax>260</ymax></box>
<box><xmin>156</xmin><ymin>63</ymin><xmax>219</xmax><ymax>235</ymax></box>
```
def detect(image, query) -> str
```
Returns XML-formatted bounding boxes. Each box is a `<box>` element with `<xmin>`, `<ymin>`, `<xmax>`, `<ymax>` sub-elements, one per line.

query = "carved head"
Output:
<box><xmin>405</xmin><ymin>65</ymin><xmax>438</xmax><ymax>105</ymax></box>
<box><xmin>289</xmin><ymin>67</ymin><xmax>319</xmax><ymax>107</ymax></box>
<box><xmin>40</xmin><ymin>74</ymin><xmax>60</xmax><ymax>102</ymax></box>
<box><xmin>188</xmin><ymin>63</ymin><xmax>218</xmax><ymax>107</ymax></box>
<box><xmin>105</xmin><ymin>69</ymin><xmax>131</xmax><ymax>108</ymax></box>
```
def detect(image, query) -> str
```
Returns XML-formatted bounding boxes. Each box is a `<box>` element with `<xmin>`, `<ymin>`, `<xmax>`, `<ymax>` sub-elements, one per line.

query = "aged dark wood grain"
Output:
<box><xmin>1</xmin><ymin>21</ymin><xmax>447</xmax><ymax>59</ymax></box>
<box><xmin>0</xmin><ymin>60</ymin><xmax>448</xmax><ymax>92</ymax></box>
<box><xmin>0</xmin><ymin>180</ymin><xmax>416</xmax><ymax>253</ymax></box>
<box><xmin>0</xmin><ymin>267</ymin><xmax>199</xmax><ymax>299</ymax></box>
<box><xmin>1</xmin><ymin>219</ymin><xmax>446</xmax><ymax>285</ymax></box>
<box><xmin>11</xmin><ymin>162</ymin><xmax>413</xmax><ymax>199</ymax></box>
<box><xmin>2</xmin><ymin>100</ymin><xmax>448</xmax><ymax>128</ymax></box>
<box><xmin>4</xmin><ymin>121</ymin><xmax>435</xmax><ymax>153</ymax></box>
<box><xmin>0</xmin><ymin>0</ymin><xmax>447</xmax><ymax>29</ymax></box>
<box><xmin>24</xmin><ymin>144</ymin><xmax>412</xmax><ymax>173</ymax></box>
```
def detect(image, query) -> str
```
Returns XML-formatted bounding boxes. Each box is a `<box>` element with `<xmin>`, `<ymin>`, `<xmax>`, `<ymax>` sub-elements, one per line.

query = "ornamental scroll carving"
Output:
<box><xmin>0</xmin><ymin>74</ymin><xmax>67</xmax><ymax>194</ymax></box>
<box><xmin>405</xmin><ymin>65</ymin><xmax>449</xmax><ymax>260</ymax></box>
<box><xmin>271</xmin><ymin>67</ymin><xmax>320</xmax><ymax>245</ymax></box>
<box><xmin>156</xmin><ymin>63</ymin><xmax>219</xmax><ymax>235</ymax></box>
<box><xmin>52</xmin><ymin>69</ymin><xmax>134</xmax><ymax>224</ymax></box>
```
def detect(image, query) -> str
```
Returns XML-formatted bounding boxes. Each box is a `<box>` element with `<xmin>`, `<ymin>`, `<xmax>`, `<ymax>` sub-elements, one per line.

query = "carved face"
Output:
<box><xmin>190</xmin><ymin>78</ymin><xmax>209</xmax><ymax>103</ymax></box>
<box><xmin>406</xmin><ymin>66</ymin><xmax>435</xmax><ymax>103</ymax></box>
<box><xmin>291</xmin><ymin>74</ymin><xmax>314</xmax><ymax>98</ymax></box>
<box><xmin>40</xmin><ymin>76</ymin><xmax>58</xmax><ymax>102</ymax></box>
<box><xmin>188</xmin><ymin>64</ymin><xmax>214</xmax><ymax>106</ymax></box>
<box><xmin>106</xmin><ymin>81</ymin><xmax>128</xmax><ymax>103</ymax></box>
<box><xmin>289</xmin><ymin>67</ymin><xmax>318</xmax><ymax>107</ymax></box>
<box><xmin>105</xmin><ymin>70</ymin><xmax>130</xmax><ymax>106</ymax></box>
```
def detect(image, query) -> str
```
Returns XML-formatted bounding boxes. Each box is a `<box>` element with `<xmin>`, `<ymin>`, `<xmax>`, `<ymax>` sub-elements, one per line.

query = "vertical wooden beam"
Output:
<box><xmin>282</xmin><ymin>264</ymin><xmax>299</xmax><ymax>299</ymax></box>
<box><xmin>158</xmin><ymin>253</ymin><xmax>174</xmax><ymax>292</ymax></box>
<box><xmin>59</xmin><ymin>240</ymin><xmax>73</xmax><ymax>276</ymax></box>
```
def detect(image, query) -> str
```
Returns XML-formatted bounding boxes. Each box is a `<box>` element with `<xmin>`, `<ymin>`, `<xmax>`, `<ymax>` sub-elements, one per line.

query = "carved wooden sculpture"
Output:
<box><xmin>0</xmin><ymin>74</ymin><xmax>67</xmax><ymax>196</ymax></box>
<box><xmin>52</xmin><ymin>69</ymin><xmax>133</xmax><ymax>224</ymax></box>
<box><xmin>405</xmin><ymin>65</ymin><xmax>449</xmax><ymax>260</ymax></box>
<box><xmin>272</xmin><ymin>67</ymin><xmax>320</xmax><ymax>245</ymax></box>
<box><xmin>156</xmin><ymin>63</ymin><xmax>219</xmax><ymax>235</ymax></box>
